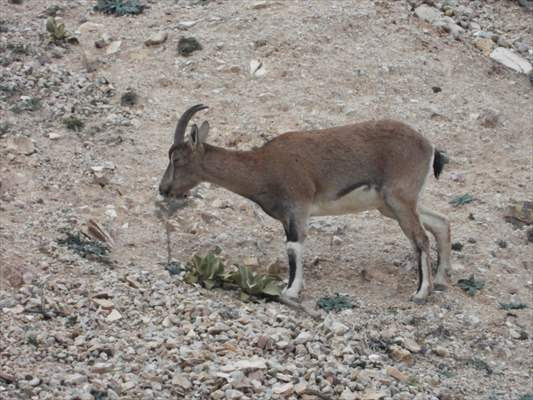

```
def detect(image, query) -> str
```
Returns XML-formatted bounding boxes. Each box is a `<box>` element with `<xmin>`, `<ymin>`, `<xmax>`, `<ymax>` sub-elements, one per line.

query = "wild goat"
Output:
<box><xmin>159</xmin><ymin>104</ymin><xmax>451</xmax><ymax>303</ymax></box>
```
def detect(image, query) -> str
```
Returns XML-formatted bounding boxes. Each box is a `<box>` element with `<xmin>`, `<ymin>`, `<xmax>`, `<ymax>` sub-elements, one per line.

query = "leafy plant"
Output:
<box><xmin>165</xmin><ymin>261</ymin><xmax>186</xmax><ymax>276</ymax></box>
<box><xmin>181</xmin><ymin>252</ymin><xmax>283</xmax><ymax>299</ymax></box>
<box><xmin>184</xmin><ymin>253</ymin><xmax>225</xmax><ymax>290</ymax></box>
<box><xmin>450</xmin><ymin>193</ymin><xmax>474</xmax><ymax>207</ymax></box>
<box><xmin>46</xmin><ymin>17</ymin><xmax>78</xmax><ymax>45</ymax></box>
<box><xmin>499</xmin><ymin>302</ymin><xmax>527</xmax><ymax>310</ymax></box>
<box><xmin>11</xmin><ymin>97</ymin><xmax>41</xmax><ymax>113</ymax></box>
<box><xmin>224</xmin><ymin>265</ymin><xmax>283</xmax><ymax>300</ymax></box>
<box><xmin>94</xmin><ymin>0</ymin><xmax>146</xmax><ymax>16</ymax></box>
<box><xmin>467</xmin><ymin>358</ymin><xmax>493</xmax><ymax>375</ymax></box>
<box><xmin>57</xmin><ymin>232</ymin><xmax>110</xmax><ymax>262</ymax></box>
<box><xmin>63</xmin><ymin>116</ymin><xmax>84</xmax><ymax>131</ymax></box>
<box><xmin>317</xmin><ymin>293</ymin><xmax>353</xmax><ymax>312</ymax></box>
<box><xmin>457</xmin><ymin>274</ymin><xmax>484</xmax><ymax>296</ymax></box>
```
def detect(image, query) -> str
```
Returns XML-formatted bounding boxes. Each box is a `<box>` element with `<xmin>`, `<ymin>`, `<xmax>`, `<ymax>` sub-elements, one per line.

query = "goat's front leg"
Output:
<box><xmin>281</xmin><ymin>214</ymin><xmax>308</xmax><ymax>300</ymax></box>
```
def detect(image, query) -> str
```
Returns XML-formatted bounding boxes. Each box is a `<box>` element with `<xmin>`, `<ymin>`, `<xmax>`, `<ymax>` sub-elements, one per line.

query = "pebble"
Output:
<box><xmin>388</xmin><ymin>345</ymin><xmax>414</xmax><ymax>365</ymax></box>
<box><xmin>144</xmin><ymin>31</ymin><xmax>168</xmax><ymax>46</ymax></box>
<box><xmin>432</xmin><ymin>346</ymin><xmax>449</xmax><ymax>357</ymax></box>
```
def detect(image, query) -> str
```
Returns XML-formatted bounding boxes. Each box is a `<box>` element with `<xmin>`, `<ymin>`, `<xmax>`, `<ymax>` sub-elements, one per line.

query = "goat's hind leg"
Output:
<box><xmin>281</xmin><ymin>214</ymin><xmax>308</xmax><ymax>300</ymax></box>
<box><xmin>383</xmin><ymin>195</ymin><xmax>433</xmax><ymax>304</ymax></box>
<box><xmin>419</xmin><ymin>207</ymin><xmax>451</xmax><ymax>291</ymax></box>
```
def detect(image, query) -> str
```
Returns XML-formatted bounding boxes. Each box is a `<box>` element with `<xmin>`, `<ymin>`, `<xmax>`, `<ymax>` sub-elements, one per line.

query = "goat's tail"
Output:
<box><xmin>433</xmin><ymin>149</ymin><xmax>448</xmax><ymax>179</ymax></box>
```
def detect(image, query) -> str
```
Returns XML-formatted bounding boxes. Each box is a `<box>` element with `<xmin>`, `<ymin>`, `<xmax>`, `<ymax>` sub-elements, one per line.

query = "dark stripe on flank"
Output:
<box><xmin>336</xmin><ymin>181</ymin><xmax>372</xmax><ymax>199</ymax></box>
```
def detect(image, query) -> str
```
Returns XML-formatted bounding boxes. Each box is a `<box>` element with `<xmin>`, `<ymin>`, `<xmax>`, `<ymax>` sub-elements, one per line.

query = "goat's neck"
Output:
<box><xmin>201</xmin><ymin>144</ymin><xmax>265</xmax><ymax>199</ymax></box>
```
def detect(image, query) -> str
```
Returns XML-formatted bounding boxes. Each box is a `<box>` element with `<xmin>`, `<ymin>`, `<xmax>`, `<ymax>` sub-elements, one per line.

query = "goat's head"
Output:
<box><xmin>159</xmin><ymin>104</ymin><xmax>209</xmax><ymax>198</ymax></box>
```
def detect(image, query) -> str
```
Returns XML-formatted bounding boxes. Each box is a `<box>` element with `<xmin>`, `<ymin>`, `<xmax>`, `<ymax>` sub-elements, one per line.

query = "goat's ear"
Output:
<box><xmin>198</xmin><ymin>121</ymin><xmax>209</xmax><ymax>143</ymax></box>
<box><xmin>189</xmin><ymin>124</ymin><xmax>200</xmax><ymax>148</ymax></box>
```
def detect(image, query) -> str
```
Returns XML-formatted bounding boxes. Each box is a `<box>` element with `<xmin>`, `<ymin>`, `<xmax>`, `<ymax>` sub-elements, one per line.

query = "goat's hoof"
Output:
<box><xmin>433</xmin><ymin>282</ymin><xmax>448</xmax><ymax>292</ymax></box>
<box><xmin>282</xmin><ymin>287</ymin><xmax>300</xmax><ymax>300</ymax></box>
<box><xmin>410</xmin><ymin>292</ymin><xmax>428</xmax><ymax>304</ymax></box>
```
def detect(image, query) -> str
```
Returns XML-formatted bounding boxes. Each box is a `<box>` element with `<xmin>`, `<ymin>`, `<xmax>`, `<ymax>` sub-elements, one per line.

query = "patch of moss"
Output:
<box><xmin>63</xmin><ymin>116</ymin><xmax>84</xmax><ymax>131</ymax></box>
<box><xmin>94</xmin><ymin>0</ymin><xmax>145</xmax><ymax>16</ymax></box>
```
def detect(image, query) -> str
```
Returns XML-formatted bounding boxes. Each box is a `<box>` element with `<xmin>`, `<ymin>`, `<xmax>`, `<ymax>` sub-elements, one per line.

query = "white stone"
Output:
<box><xmin>171</xmin><ymin>373</ymin><xmax>191</xmax><ymax>389</ymax></box>
<box><xmin>490</xmin><ymin>47</ymin><xmax>532</xmax><ymax>74</ymax></box>
<box><xmin>145</xmin><ymin>31</ymin><xmax>168</xmax><ymax>46</ymax></box>
<box><xmin>272</xmin><ymin>382</ymin><xmax>293</xmax><ymax>395</ymax></box>
<box><xmin>414</xmin><ymin>4</ymin><xmax>442</xmax><ymax>23</ymax></box>
<box><xmin>106</xmin><ymin>40</ymin><xmax>122</xmax><ymax>55</ymax></box>
<box><xmin>294</xmin><ymin>331</ymin><xmax>313</xmax><ymax>344</ymax></box>
<box><xmin>220</xmin><ymin>358</ymin><xmax>267</xmax><ymax>372</ymax></box>
<box><xmin>250</xmin><ymin>59</ymin><xmax>266</xmax><ymax>77</ymax></box>
<box><xmin>177</xmin><ymin>20</ymin><xmax>199</xmax><ymax>30</ymax></box>
<box><xmin>106</xmin><ymin>309</ymin><xmax>122</xmax><ymax>322</ymax></box>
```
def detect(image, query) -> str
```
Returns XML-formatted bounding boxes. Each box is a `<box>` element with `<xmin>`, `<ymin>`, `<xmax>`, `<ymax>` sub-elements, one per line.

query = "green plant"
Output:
<box><xmin>63</xmin><ymin>116</ymin><xmax>84</xmax><ymax>131</ymax></box>
<box><xmin>457</xmin><ymin>274</ymin><xmax>484</xmax><ymax>296</ymax></box>
<box><xmin>449</xmin><ymin>193</ymin><xmax>474</xmax><ymax>207</ymax></box>
<box><xmin>57</xmin><ymin>232</ymin><xmax>110</xmax><ymax>261</ymax></box>
<box><xmin>225</xmin><ymin>264</ymin><xmax>283</xmax><ymax>300</ymax></box>
<box><xmin>7</xmin><ymin>42</ymin><xmax>30</xmax><ymax>55</ymax></box>
<box><xmin>181</xmin><ymin>252</ymin><xmax>283</xmax><ymax>299</ymax></box>
<box><xmin>499</xmin><ymin>302</ymin><xmax>527</xmax><ymax>310</ymax></box>
<box><xmin>0</xmin><ymin>121</ymin><xmax>11</xmax><ymax>137</ymax></box>
<box><xmin>94</xmin><ymin>0</ymin><xmax>146</xmax><ymax>16</ymax></box>
<box><xmin>11</xmin><ymin>97</ymin><xmax>41</xmax><ymax>113</ymax></box>
<box><xmin>317</xmin><ymin>293</ymin><xmax>354</xmax><ymax>312</ymax></box>
<box><xmin>184</xmin><ymin>253</ymin><xmax>225</xmax><ymax>290</ymax></box>
<box><xmin>46</xmin><ymin>17</ymin><xmax>78</xmax><ymax>44</ymax></box>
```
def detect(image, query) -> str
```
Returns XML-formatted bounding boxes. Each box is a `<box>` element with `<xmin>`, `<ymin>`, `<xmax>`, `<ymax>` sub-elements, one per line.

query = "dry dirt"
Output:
<box><xmin>1</xmin><ymin>1</ymin><xmax>532</xmax><ymax>400</ymax></box>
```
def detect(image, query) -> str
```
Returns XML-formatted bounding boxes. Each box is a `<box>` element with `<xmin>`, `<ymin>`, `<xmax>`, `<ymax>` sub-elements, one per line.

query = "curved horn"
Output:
<box><xmin>174</xmin><ymin>104</ymin><xmax>208</xmax><ymax>144</ymax></box>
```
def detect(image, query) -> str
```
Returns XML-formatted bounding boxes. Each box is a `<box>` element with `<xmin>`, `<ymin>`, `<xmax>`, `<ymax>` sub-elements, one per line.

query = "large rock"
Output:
<box><xmin>414</xmin><ymin>4</ymin><xmax>442</xmax><ymax>23</ymax></box>
<box><xmin>490</xmin><ymin>47</ymin><xmax>532</xmax><ymax>74</ymax></box>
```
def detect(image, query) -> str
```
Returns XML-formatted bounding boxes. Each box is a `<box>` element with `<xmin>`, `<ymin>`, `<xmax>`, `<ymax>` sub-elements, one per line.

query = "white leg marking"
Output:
<box><xmin>282</xmin><ymin>242</ymin><xmax>304</xmax><ymax>299</ymax></box>
<box><xmin>419</xmin><ymin>207</ymin><xmax>451</xmax><ymax>290</ymax></box>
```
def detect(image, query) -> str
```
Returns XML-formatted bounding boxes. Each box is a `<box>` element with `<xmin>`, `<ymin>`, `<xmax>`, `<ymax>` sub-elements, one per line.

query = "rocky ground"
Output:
<box><xmin>1</xmin><ymin>1</ymin><xmax>532</xmax><ymax>399</ymax></box>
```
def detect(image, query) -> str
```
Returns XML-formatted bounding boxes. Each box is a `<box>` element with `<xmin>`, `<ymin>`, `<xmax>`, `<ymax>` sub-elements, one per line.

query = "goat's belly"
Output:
<box><xmin>310</xmin><ymin>186</ymin><xmax>381</xmax><ymax>217</ymax></box>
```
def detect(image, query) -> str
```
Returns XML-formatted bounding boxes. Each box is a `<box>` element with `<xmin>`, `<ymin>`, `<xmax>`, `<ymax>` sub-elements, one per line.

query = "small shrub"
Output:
<box><xmin>57</xmin><ymin>232</ymin><xmax>110</xmax><ymax>262</ymax></box>
<box><xmin>449</xmin><ymin>193</ymin><xmax>474</xmax><ymax>207</ymax></box>
<box><xmin>317</xmin><ymin>293</ymin><xmax>354</xmax><ymax>312</ymax></box>
<box><xmin>457</xmin><ymin>274</ymin><xmax>484</xmax><ymax>296</ymax></box>
<box><xmin>11</xmin><ymin>97</ymin><xmax>41</xmax><ymax>113</ymax></box>
<box><xmin>0</xmin><ymin>121</ymin><xmax>11</xmax><ymax>137</ymax></box>
<box><xmin>177</xmin><ymin>37</ymin><xmax>202</xmax><ymax>57</ymax></box>
<box><xmin>46</xmin><ymin>17</ymin><xmax>78</xmax><ymax>45</ymax></box>
<box><xmin>7</xmin><ymin>42</ymin><xmax>30</xmax><ymax>55</ymax></box>
<box><xmin>63</xmin><ymin>116</ymin><xmax>84</xmax><ymax>131</ymax></box>
<box><xmin>94</xmin><ymin>0</ymin><xmax>146</xmax><ymax>16</ymax></box>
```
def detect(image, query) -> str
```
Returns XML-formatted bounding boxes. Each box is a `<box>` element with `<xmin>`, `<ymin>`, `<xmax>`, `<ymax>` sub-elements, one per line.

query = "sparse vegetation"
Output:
<box><xmin>179</xmin><ymin>253</ymin><xmax>283</xmax><ymax>300</ymax></box>
<box><xmin>499</xmin><ymin>302</ymin><xmax>527</xmax><ymax>310</ymax></box>
<box><xmin>177</xmin><ymin>37</ymin><xmax>202</xmax><ymax>56</ymax></box>
<box><xmin>0</xmin><ymin>121</ymin><xmax>12</xmax><ymax>137</ymax></box>
<box><xmin>11</xmin><ymin>97</ymin><xmax>42</xmax><ymax>113</ymax></box>
<box><xmin>450</xmin><ymin>193</ymin><xmax>474</xmax><ymax>207</ymax></box>
<box><xmin>457</xmin><ymin>275</ymin><xmax>485</xmax><ymax>297</ymax></box>
<box><xmin>46</xmin><ymin>16</ymin><xmax>78</xmax><ymax>45</ymax></box>
<box><xmin>317</xmin><ymin>294</ymin><xmax>354</xmax><ymax>312</ymax></box>
<box><xmin>63</xmin><ymin>116</ymin><xmax>85</xmax><ymax>131</ymax></box>
<box><xmin>57</xmin><ymin>232</ymin><xmax>110</xmax><ymax>262</ymax></box>
<box><xmin>94</xmin><ymin>0</ymin><xmax>146</xmax><ymax>16</ymax></box>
